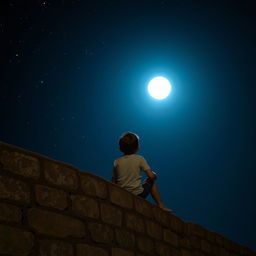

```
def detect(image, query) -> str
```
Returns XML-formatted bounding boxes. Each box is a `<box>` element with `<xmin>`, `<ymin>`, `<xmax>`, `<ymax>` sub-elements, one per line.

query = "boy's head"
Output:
<box><xmin>119</xmin><ymin>132</ymin><xmax>139</xmax><ymax>155</ymax></box>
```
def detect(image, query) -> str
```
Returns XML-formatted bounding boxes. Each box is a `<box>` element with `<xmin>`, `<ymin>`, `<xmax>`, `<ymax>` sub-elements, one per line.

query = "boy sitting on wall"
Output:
<box><xmin>112</xmin><ymin>132</ymin><xmax>172</xmax><ymax>212</ymax></box>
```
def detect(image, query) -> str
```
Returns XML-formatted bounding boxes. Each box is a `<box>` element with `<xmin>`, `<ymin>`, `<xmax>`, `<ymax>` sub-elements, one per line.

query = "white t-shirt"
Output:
<box><xmin>113</xmin><ymin>154</ymin><xmax>150</xmax><ymax>195</ymax></box>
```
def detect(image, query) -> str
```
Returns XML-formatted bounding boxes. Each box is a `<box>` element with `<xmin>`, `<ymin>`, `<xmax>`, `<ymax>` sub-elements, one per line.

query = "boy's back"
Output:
<box><xmin>113</xmin><ymin>154</ymin><xmax>150</xmax><ymax>195</ymax></box>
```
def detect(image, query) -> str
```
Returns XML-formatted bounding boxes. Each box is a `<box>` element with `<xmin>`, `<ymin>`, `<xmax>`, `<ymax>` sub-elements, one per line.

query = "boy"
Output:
<box><xmin>112</xmin><ymin>132</ymin><xmax>172</xmax><ymax>212</ymax></box>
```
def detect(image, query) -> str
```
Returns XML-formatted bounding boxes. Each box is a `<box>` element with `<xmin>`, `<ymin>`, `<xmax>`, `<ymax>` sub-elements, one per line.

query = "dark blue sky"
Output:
<box><xmin>2</xmin><ymin>0</ymin><xmax>256</xmax><ymax>250</ymax></box>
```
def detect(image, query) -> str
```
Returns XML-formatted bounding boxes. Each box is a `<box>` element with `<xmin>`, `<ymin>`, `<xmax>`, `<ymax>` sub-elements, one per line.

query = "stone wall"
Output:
<box><xmin>0</xmin><ymin>141</ymin><xmax>255</xmax><ymax>256</ymax></box>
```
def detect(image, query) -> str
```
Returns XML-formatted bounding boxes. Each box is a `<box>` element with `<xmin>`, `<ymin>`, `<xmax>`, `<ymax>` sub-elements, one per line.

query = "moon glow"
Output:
<box><xmin>147</xmin><ymin>76</ymin><xmax>172</xmax><ymax>100</ymax></box>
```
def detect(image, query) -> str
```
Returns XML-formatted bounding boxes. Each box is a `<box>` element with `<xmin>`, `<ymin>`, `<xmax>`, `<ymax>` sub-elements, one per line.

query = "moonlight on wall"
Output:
<box><xmin>147</xmin><ymin>76</ymin><xmax>172</xmax><ymax>100</ymax></box>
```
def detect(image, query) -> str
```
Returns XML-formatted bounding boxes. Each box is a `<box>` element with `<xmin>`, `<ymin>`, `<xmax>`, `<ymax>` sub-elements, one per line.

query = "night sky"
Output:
<box><xmin>2</xmin><ymin>0</ymin><xmax>256</xmax><ymax>250</ymax></box>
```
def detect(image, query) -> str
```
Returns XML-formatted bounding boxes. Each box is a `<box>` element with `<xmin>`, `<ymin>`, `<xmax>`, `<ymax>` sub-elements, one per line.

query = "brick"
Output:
<box><xmin>0</xmin><ymin>202</ymin><xmax>22</xmax><ymax>222</ymax></box>
<box><xmin>80</xmin><ymin>174</ymin><xmax>107</xmax><ymax>199</ymax></box>
<box><xmin>109</xmin><ymin>185</ymin><xmax>133</xmax><ymax>209</ymax></box>
<box><xmin>0</xmin><ymin>175</ymin><xmax>30</xmax><ymax>203</ymax></box>
<box><xmin>180</xmin><ymin>249</ymin><xmax>192</xmax><ymax>256</ymax></box>
<box><xmin>201</xmin><ymin>239</ymin><xmax>211</xmax><ymax>254</ymax></box>
<box><xmin>126</xmin><ymin>213</ymin><xmax>145</xmax><ymax>233</ymax></box>
<box><xmin>71</xmin><ymin>195</ymin><xmax>99</xmax><ymax>219</ymax></box>
<box><xmin>146</xmin><ymin>220</ymin><xmax>162</xmax><ymax>240</ymax></box>
<box><xmin>44</xmin><ymin>161</ymin><xmax>78</xmax><ymax>190</ymax></box>
<box><xmin>155</xmin><ymin>241</ymin><xmax>171</xmax><ymax>256</ymax></box>
<box><xmin>35</xmin><ymin>185</ymin><xmax>68</xmax><ymax>210</ymax></box>
<box><xmin>112</xmin><ymin>248</ymin><xmax>134</xmax><ymax>256</ymax></box>
<box><xmin>187</xmin><ymin>223</ymin><xmax>205</xmax><ymax>238</ymax></box>
<box><xmin>39</xmin><ymin>239</ymin><xmax>74</xmax><ymax>256</ymax></box>
<box><xmin>77</xmin><ymin>244</ymin><xmax>108</xmax><ymax>256</ymax></box>
<box><xmin>0</xmin><ymin>150</ymin><xmax>40</xmax><ymax>179</ymax></box>
<box><xmin>153</xmin><ymin>206</ymin><xmax>170</xmax><ymax>227</ymax></box>
<box><xmin>137</xmin><ymin>236</ymin><xmax>154</xmax><ymax>254</ymax></box>
<box><xmin>88</xmin><ymin>222</ymin><xmax>113</xmax><ymax>244</ymax></box>
<box><xmin>115</xmin><ymin>228</ymin><xmax>135</xmax><ymax>248</ymax></box>
<box><xmin>163</xmin><ymin>229</ymin><xmax>179</xmax><ymax>247</ymax></box>
<box><xmin>134</xmin><ymin>197</ymin><xmax>153</xmax><ymax>218</ymax></box>
<box><xmin>0</xmin><ymin>224</ymin><xmax>34</xmax><ymax>255</ymax></box>
<box><xmin>179</xmin><ymin>236</ymin><xmax>191</xmax><ymax>249</ymax></box>
<box><xmin>190</xmin><ymin>236</ymin><xmax>201</xmax><ymax>250</ymax></box>
<box><xmin>28</xmin><ymin>208</ymin><xmax>85</xmax><ymax>238</ymax></box>
<box><xmin>169</xmin><ymin>215</ymin><xmax>185</xmax><ymax>234</ymax></box>
<box><xmin>100</xmin><ymin>202</ymin><xmax>122</xmax><ymax>226</ymax></box>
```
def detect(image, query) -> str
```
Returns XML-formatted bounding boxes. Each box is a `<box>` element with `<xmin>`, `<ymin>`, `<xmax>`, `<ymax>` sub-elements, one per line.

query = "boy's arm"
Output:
<box><xmin>144</xmin><ymin>169</ymin><xmax>157</xmax><ymax>180</ymax></box>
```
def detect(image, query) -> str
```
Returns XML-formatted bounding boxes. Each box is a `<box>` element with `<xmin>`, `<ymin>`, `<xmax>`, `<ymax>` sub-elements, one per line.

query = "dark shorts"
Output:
<box><xmin>137</xmin><ymin>180</ymin><xmax>153</xmax><ymax>199</ymax></box>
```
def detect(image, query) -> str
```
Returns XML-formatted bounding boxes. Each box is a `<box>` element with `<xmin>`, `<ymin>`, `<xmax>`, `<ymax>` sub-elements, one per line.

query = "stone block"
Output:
<box><xmin>126</xmin><ymin>213</ymin><xmax>145</xmax><ymax>233</ymax></box>
<box><xmin>115</xmin><ymin>228</ymin><xmax>135</xmax><ymax>248</ymax></box>
<box><xmin>220</xmin><ymin>247</ymin><xmax>230</xmax><ymax>256</ymax></box>
<box><xmin>112</xmin><ymin>248</ymin><xmax>135</xmax><ymax>256</ymax></box>
<box><xmin>28</xmin><ymin>208</ymin><xmax>85</xmax><ymax>238</ymax></box>
<box><xmin>0</xmin><ymin>175</ymin><xmax>30</xmax><ymax>203</ymax></box>
<box><xmin>169</xmin><ymin>214</ymin><xmax>185</xmax><ymax>234</ymax></box>
<box><xmin>163</xmin><ymin>229</ymin><xmax>179</xmax><ymax>247</ymax></box>
<box><xmin>80</xmin><ymin>174</ymin><xmax>107</xmax><ymax>199</ymax></box>
<box><xmin>136</xmin><ymin>235</ymin><xmax>154</xmax><ymax>255</ymax></box>
<box><xmin>205</xmin><ymin>230</ymin><xmax>216</xmax><ymax>244</ymax></box>
<box><xmin>187</xmin><ymin>223</ymin><xmax>205</xmax><ymax>238</ymax></box>
<box><xmin>0</xmin><ymin>202</ymin><xmax>22</xmax><ymax>222</ymax></box>
<box><xmin>179</xmin><ymin>236</ymin><xmax>191</xmax><ymax>249</ymax></box>
<box><xmin>0</xmin><ymin>150</ymin><xmax>40</xmax><ymax>179</ymax></box>
<box><xmin>201</xmin><ymin>239</ymin><xmax>211</xmax><ymax>254</ymax></box>
<box><xmin>0</xmin><ymin>224</ymin><xmax>34</xmax><ymax>255</ymax></box>
<box><xmin>77</xmin><ymin>244</ymin><xmax>108</xmax><ymax>256</ymax></box>
<box><xmin>215</xmin><ymin>233</ymin><xmax>225</xmax><ymax>246</ymax></box>
<box><xmin>100</xmin><ymin>202</ymin><xmax>122</xmax><ymax>226</ymax></box>
<box><xmin>155</xmin><ymin>241</ymin><xmax>171</xmax><ymax>256</ymax></box>
<box><xmin>180</xmin><ymin>249</ymin><xmax>192</xmax><ymax>256</ymax></box>
<box><xmin>44</xmin><ymin>161</ymin><xmax>78</xmax><ymax>190</ymax></box>
<box><xmin>109</xmin><ymin>185</ymin><xmax>133</xmax><ymax>209</ymax></box>
<box><xmin>190</xmin><ymin>236</ymin><xmax>201</xmax><ymax>250</ymax></box>
<box><xmin>71</xmin><ymin>195</ymin><xmax>99</xmax><ymax>219</ymax></box>
<box><xmin>134</xmin><ymin>197</ymin><xmax>153</xmax><ymax>218</ymax></box>
<box><xmin>88</xmin><ymin>222</ymin><xmax>113</xmax><ymax>244</ymax></box>
<box><xmin>39</xmin><ymin>239</ymin><xmax>74</xmax><ymax>256</ymax></box>
<box><xmin>153</xmin><ymin>206</ymin><xmax>170</xmax><ymax>227</ymax></box>
<box><xmin>146</xmin><ymin>220</ymin><xmax>162</xmax><ymax>240</ymax></box>
<box><xmin>35</xmin><ymin>185</ymin><xmax>68</xmax><ymax>210</ymax></box>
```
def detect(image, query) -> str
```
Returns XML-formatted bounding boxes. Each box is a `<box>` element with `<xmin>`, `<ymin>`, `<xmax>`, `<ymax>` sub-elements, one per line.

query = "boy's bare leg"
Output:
<box><xmin>146</xmin><ymin>179</ymin><xmax>172</xmax><ymax>212</ymax></box>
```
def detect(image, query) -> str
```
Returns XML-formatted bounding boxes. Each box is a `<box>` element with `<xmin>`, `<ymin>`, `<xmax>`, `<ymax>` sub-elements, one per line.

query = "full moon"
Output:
<box><xmin>147</xmin><ymin>76</ymin><xmax>172</xmax><ymax>100</ymax></box>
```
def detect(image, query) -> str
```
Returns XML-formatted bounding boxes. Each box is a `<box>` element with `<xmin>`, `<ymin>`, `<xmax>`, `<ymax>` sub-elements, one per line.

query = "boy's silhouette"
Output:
<box><xmin>112</xmin><ymin>132</ymin><xmax>172</xmax><ymax>212</ymax></box>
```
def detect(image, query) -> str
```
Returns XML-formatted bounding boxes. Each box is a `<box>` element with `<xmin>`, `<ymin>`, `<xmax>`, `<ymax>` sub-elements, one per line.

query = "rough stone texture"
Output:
<box><xmin>100</xmin><ymin>202</ymin><xmax>122</xmax><ymax>226</ymax></box>
<box><xmin>44</xmin><ymin>161</ymin><xmax>78</xmax><ymax>190</ymax></box>
<box><xmin>0</xmin><ymin>224</ymin><xmax>34</xmax><ymax>255</ymax></box>
<box><xmin>188</xmin><ymin>223</ymin><xmax>206</xmax><ymax>238</ymax></box>
<box><xmin>88</xmin><ymin>222</ymin><xmax>113</xmax><ymax>244</ymax></box>
<box><xmin>71</xmin><ymin>194</ymin><xmax>99</xmax><ymax>219</ymax></box>
<box><xmin>169</xmin><ymin>214</ymin><xmax>185</xmax><ymax>235</ymax></box>
<box><xmin>109</xmin><ymin>185</ymin><xmax>133</xmax><ymax>209</ymax></box>
<box><xmin>146</xmin><ymin>220</ymin><xmax>162</xmax><ymax>240</ymax></box>
<box><xmin>112</xmin><ymin>248</ymin><xmax>135</xmax><ymax>256</ymax></box>
<box><xmin>180</xmin><ymin>249</ymin><xmax>192</xmax><ymax>256</ymax></box>
<box><xmin>0</xmin><ymin>202</ymin><xmax>22</xmax><ymax>222</ymax></box>
<box><xmin>201</xmin><ymin>239</ymin><xmax>211</xmax><ymax>254</ymax></box>
<box><xmin>179</xmin><ymin>236</ymin><xmax>191</xmax><ymax>249</ymax></box>
<box><xmin>0</xmin><ymin>150</ymin><xmax>40</xmax><ymax>179</ymax></box>
<box><xmin>153</xmin><ymin>206</ymin><xmax>169</xmax><ymax>227</ymax></box>
<box><xmin>155</xmin><ymin>241</ymin><xmax>171</xmax><ymax>256</ymax></box>
<box><xmin>163</xmin><ymin>228</ymin><xmax>179</xmax><ymax>247</ymax></box>
<box><xmin>134</xmin><ymin>197</ymin><xmax>153</xmax><ymax>218</ymax></box>
<box><xmin>190</xmin><ymin>236</ymin><xmax>201</xmax><ymax>250</ymax></box>
<box><xmin>39</xmin><ymin>239</ymin><xmax>74</xmax><ymax>256</ymax></box>
<box><xmin>115</xmin><ymin>228</ymin><xmax>135</xmax><ymax>248</ymax></box>
<box><xmin>0</xmin><ymin>175</ymin><xmax>30</xmax><ymax>203</ymax></box>
<box><xmin>80</xmin><ymin>174</ymin><xmax>107</xmax><ymax>199</ymax></box>
<box><xmin>28</xmin><ymin>208</ymin><xmax>85</xmax><ymax>238</ymax></box>
<box><xmin>35</xmin><ymin>185</ymin><xmax>68</xmax><ymax>210</ymax></box>
<box><xmin>77</xmin><ymin>244</ymin><xmax>108</xmax><ymax>256</ymax></box>
<box><xmin>136</xmin><ymin>236</ymin><xmax>154</xmax><ymax>255</ymax></box>
<box><xmin>126</xmin><ymin>213</ymin><xmax>145</xmax><ymax>234</ymax></box>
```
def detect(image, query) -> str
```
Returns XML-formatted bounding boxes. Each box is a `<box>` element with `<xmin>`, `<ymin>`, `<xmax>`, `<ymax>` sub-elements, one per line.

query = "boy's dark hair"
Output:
<box><xmin>119</xmin><ymin>132</ymin><xmax>139</xmax><ymax>154</ymax></box>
